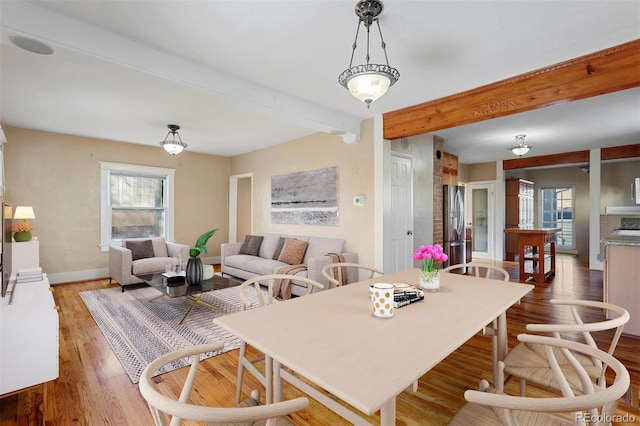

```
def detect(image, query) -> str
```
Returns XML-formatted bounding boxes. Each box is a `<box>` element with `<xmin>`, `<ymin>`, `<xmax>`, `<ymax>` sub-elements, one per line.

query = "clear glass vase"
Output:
<box><xmin>419</xmin><ymin>269</ymin><xmax>440</xmax><ymax>292</ymax></box>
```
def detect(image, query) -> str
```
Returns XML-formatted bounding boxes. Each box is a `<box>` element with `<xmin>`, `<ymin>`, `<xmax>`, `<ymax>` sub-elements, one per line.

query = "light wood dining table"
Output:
<box><xmin>214</xmin><ymin>268</ymin><xmax>534</xmax><ymax>425</ymax></box>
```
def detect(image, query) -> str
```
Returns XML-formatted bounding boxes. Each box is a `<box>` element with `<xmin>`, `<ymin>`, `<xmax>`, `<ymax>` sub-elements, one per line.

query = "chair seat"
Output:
<box><xmin>504</xmin><ymin>341</ymin><xmax>603</xmax><ymax>392</ymax></box>
<box><xmin>449</xmin><ymin>401</ymin><xmax>572</xmax><ymax>426</ymax></box>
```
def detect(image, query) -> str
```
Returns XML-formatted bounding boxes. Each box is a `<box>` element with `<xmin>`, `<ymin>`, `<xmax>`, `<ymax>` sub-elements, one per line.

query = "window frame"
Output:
<box><xmin>100</xmin><ymin>162</ymin><xmax>175</xmax><ymax>252</ymax></box>
<box><xmin>540</xmin><ymin>185</ymin><xmax>575</xmax><ymax>250</ymax></box>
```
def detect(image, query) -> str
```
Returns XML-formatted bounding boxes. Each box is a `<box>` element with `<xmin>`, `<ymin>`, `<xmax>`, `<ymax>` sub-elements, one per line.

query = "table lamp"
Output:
<box><xmin>13</xmin><ymin>206</ymin><xmax>35</xmax><ymax>222</ymax></box>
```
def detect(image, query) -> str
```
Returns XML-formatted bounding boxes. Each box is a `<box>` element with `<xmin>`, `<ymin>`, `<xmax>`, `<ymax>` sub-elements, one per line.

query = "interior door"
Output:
<box><xmin>466</xmin><ymin>182</ymin><xmax>495</xmax><ymax>260</ymax></box>
<box><xmin>389</xmin><ymin>154</ymin><xmax>413</xmax><ymax>272</ymax></box>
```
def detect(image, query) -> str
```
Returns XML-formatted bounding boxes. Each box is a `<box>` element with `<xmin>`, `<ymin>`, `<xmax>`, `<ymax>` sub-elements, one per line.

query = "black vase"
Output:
<box><xmin>185</xmin><ymin>257</ymin><xmax>203</xmax><ymax>285</ymax></box>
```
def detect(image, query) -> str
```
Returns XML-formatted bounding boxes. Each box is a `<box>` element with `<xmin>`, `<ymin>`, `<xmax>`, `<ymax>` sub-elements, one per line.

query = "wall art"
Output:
<box><xmin>271</xmin><ymin>166</ymin><xmax>338</xmax><ymax>225</ymax></box>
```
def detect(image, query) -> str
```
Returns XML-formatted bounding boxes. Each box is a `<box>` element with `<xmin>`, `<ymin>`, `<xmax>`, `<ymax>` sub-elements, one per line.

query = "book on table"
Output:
<box><xmin>392</xmin><ymin>284</ymin><xmax>424</xmax><ymax>308</ymax></box>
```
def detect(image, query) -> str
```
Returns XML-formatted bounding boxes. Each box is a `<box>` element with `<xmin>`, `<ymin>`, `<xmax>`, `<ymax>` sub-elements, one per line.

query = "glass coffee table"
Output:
<box><xmin>135</xmin><ymin>272</ymin><xmax>240</xmax><ymax>325</ymax></box>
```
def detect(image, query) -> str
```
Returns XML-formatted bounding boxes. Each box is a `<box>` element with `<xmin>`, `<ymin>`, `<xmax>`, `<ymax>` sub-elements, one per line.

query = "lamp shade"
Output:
<box><xmin>13</xmin><ymin>205</ymin><xmax>35</xmax><ymax>220</ymax></box>
<box><xmin>511</xmin><ymin>146</ymin><xmax>530</xmax><ymax>156</ymax></box>
<box><xmin>346</xmin><ymin>72</ymin><xmax>392</xmax><ymax>106</ymax></box>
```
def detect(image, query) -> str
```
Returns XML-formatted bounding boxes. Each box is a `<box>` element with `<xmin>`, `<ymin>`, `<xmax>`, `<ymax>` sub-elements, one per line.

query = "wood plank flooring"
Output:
<box><xmin>1</xmin><ymin>256</ymin><xmax>639</xmax><ymax>425</ymax></box>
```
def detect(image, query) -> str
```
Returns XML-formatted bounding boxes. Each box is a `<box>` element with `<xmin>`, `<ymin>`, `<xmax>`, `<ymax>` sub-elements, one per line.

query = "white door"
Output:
<box><xmin>466</xmin><ymin>181</ymin><xmax>495</xmax><ymax>260</ymax></box>
<box><xmin>389</xmin><ymin>155</ymin><xmax>413</xmax><ymax>272</ymax></box>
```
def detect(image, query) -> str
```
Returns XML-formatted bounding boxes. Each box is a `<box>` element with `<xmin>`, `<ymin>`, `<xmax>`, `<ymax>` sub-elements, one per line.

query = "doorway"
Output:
<box><xmin>465</xmin><ymin>181</ymin><xmax>496</xmax><ymax>260</ymax></box>
<box><xmin>228</xmin><ymin>173</ymin><xmax>253</xmax><ymax>244</ymax></box>
<box><xmin>388</xmin><ymin>154</ymin><xmax>414</xmax><ymax>272</ymax></box>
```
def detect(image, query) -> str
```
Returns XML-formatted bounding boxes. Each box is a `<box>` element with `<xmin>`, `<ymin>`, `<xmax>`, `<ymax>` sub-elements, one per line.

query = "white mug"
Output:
<box><xmin>371</xmin><ymin>283</ymin><xmax>394</xmax><ymax>318</ymax></box>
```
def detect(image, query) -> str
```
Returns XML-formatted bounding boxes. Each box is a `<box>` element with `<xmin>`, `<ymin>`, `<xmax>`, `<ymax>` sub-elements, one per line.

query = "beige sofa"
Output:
<box><xmin>109</xmin><ymin>237</ymin><xmax>189</xmax><ymax>291</ymax></box>
<box><xmin>221</xmin><ymin>233</ymin><xmax>358</xmax><ymax>297</ymax></box>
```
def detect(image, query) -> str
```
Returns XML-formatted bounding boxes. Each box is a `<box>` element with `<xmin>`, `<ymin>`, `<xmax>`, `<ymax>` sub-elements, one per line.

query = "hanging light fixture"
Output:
<box><xmin>159</xmin><ymin>124</ymin><xmax>187</xmax><ymax>155</ymax></box>
<box><xmin>338</xmin><ymin>0</ymin><xmax>399</xmax><ymax>107</ymax></box>
<box><xmin>508</xmin><ymin>134</ymin><xmax>532</xmax><ymax>157</ymax></box>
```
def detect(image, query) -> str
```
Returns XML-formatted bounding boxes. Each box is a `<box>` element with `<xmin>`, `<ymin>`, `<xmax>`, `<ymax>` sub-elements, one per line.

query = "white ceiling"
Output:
<box><xmin>1</xmin><ymin>1</ymin><xmax>639</xmax><ymax>164</ymax></box>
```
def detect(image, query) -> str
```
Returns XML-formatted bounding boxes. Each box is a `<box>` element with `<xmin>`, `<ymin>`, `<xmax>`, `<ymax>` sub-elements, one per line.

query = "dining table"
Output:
<box><xmin>214</xmin><ymin>268</ymin><xmax>534</xmax><ymax>425</ymax></box>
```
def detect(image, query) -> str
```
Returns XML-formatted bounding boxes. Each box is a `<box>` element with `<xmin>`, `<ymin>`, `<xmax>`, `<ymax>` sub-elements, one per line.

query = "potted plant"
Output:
<box><xmin>186</xmin><ymin>229</ymin><xmax>218</xmax><ymax>285</ymax></box>
<box><xmin>12</xmin><ymin>222</ymin><xmax>35</xmax><ymax>242</ymax></box>
<box><xmin>413</xmin><ymin>244</ymin><xmax>448</xmax><ymax>292</ymax></box>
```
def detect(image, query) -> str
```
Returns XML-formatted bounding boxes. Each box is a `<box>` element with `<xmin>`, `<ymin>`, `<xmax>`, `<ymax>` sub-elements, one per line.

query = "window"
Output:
<box><xmin>541</xmin><ymin>186</ymin><xmax>574</xmax><ymax>249</ymax></box>
<box><xmin>100</xmin><ymin>162</ymin><xmax>175</xmax><ymax>251</ymax></box>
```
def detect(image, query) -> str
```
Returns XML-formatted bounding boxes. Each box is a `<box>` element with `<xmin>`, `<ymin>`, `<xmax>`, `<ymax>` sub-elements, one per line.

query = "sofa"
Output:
<box><xmin>221</xmin><ymin>233</ymin><xmax>358</xmax><ymax>297</ymax></box>
<box><xmin>109</xmin><ymin>237</ymin><xmax>190</xmax><ymax>291</ymax></box>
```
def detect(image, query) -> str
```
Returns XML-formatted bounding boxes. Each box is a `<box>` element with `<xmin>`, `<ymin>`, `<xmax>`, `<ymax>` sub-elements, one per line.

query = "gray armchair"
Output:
<box><xmin>109</xmin><ymin>237</ymin><xmax>189</xmax><ymax>291</ymax></box>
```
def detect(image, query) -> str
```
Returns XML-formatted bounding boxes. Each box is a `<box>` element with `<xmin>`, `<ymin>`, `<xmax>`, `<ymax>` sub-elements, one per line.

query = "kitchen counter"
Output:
<box><xmin>601</xmin><ymin>234</ymin><xmax>640</xmax><ymax>246</ymax></box>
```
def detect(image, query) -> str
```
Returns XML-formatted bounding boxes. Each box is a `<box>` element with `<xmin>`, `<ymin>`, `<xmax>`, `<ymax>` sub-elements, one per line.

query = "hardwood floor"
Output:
<box><xmin>1</xmin><ymin>256</ymin><xmax>639</xmax><ymax>425</ymax></box>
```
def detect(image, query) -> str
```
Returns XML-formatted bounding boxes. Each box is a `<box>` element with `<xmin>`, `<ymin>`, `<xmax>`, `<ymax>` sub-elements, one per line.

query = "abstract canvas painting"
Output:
<box><xmin>271</xmin><ymin>166</ymin><xmax>338</xmax><ymax>225</ymax></box>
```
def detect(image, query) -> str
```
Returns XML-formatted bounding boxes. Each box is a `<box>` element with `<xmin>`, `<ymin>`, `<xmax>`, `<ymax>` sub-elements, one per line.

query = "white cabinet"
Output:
<box><xmin>0</xmin><ymin>276</ymin><xmax>59</xmax><ymax>395</ymax></box>
<box><xmin>11</xmin><ymin>240</ymin><xmax>40</xmax><ymax>279</ymax></box>
<box><xmin>604</xmin><ymin>243</ymin><xmax>640</xmax><ymax>336</ymax></box>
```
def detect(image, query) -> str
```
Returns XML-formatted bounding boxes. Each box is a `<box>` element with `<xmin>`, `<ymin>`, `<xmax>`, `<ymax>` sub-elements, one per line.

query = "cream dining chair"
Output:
<box><xmin>138</xmin><ymin>342</ymin><xmax>309</xmax><ymax>426</ymax></box>
<box><xmin>236</xmin><ymin>274</ymin><xmax>324</xmax><ymax>405</ymax></box>
<box><xmin>321</xmin><ymin>262</ymin><xmax>383</xmax><ymax>288</ymax></box>
<box><xmin>502</xmin><ymin>299</ymin><xmax>630</xmax><ymax>396</ymax></box>
<box><xmin>449</xmin><ymin>334</ymin><xmax>630</xmax><ymax>426</ymax></box>
<box><xmin>441</xmin><ymin>262</ymin><xmax>511</xmax><ymax>382</ymax></box>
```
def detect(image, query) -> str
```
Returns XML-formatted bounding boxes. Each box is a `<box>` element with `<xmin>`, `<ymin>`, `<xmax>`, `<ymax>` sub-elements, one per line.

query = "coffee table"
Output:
<box><xmin>136</xmin><ymin>272</ymin><xmax>240</xmax><ymax>324</ymax></box>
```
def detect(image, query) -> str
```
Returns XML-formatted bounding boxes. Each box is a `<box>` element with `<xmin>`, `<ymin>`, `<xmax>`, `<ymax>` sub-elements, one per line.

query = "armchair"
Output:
<box><xmin>109</xmin><ymin>237</ymin><xmax>189</xmax><ymax>292</ymax></box>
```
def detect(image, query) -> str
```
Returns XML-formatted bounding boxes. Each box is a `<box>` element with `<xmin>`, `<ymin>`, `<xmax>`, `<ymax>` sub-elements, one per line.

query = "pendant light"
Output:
<box><xmin>508</xmin><ymin>134</ymin><xmax>532</xmax><ymax>157</ymax></box>
<box><xmin>338</xmin><ymin>0</ymin><xmax>400</xmax><ymax>107</ymax></box>
<box><xmin>159</xmin><ymin>124</ymin><xmax>187</xmax><ymax>155</ymax></box>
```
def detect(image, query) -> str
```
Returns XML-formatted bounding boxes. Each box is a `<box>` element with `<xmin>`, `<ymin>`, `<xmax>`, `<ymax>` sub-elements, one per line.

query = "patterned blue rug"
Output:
<box><xmin>80</xmin><ymin>283</ymin><xmax>264</xmax><ymax>383</ymax></box>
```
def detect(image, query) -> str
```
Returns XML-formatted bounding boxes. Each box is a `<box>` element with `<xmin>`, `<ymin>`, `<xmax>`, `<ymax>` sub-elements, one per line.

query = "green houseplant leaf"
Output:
<box><xmin>189</xmin><ymin>229</ymin><xmax>218</xmax><ymax>258</ymax></box>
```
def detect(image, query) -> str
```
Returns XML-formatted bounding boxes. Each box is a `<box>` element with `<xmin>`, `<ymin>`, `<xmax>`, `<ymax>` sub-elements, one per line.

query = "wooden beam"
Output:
<box><xmin>602</xmin><ymin>144</ymin><xmax>640</xmax><ymax>160</ymax></box>
<box><xmin>503</xmin><ymin>151</ymin><xmax>589</xmax><ymax>170</ymax></box>
<box><xmin>502</xmin><ymin>144</ymin><xmax>639</xmax><ymax>170</ymax></box>
<box><xmin>383</xmin><ymin>40</ymin><xmax>640</xmax><ymax>141</ymax></box>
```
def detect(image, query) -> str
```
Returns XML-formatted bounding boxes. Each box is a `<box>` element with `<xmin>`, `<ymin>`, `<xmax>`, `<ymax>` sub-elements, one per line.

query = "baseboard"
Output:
<box><xmin>48</xmin><ymin>268</ymin><xmax>109</xmax><ymax>285</ymax></box>
<box><xmin>47</xmin><ymin>256</ymin><xmax>221</xmax><ymax>285</ymax></box>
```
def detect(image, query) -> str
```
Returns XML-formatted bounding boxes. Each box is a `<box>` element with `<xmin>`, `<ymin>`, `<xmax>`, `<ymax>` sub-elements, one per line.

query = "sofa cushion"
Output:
<box><xmin>245</xmin><ymin>258</ymin><xmax>289</xmax><ymax>276</ymax></box>
<box><xmin>258</xmin><ymin>233</ymin><xmax>282</xmax><ymax>259</ymax></box>
<box><xmin>126</xmin><ymin>239</ymin><xmax>155</xmax><ymax>261</ymax></box>
<box><xmin>272</xmin><ymin>237</ymin><xmax>286</xmax><ymax>260</ymax></box>
<box><xmin>239</xmin><ymin>235</ymin><xmax>264</xmax><ymax>256</ymax></box>
<box><xmin>303</xmin><ymin>237</ymin><xmax>345</xmax><ymax>262</ymax></box>
<box><xmin>150</xmin><ymin>237</ymin><xmax>169</xmax><ymax>257</ymax></box>
<box><xmin>132</xmin><ymin>256</ymin><xmax>174</xmax><ymax>275</ymax></box>
<box><xmin>225</xmin><ymin>254</ymin><xmax>261</xmax><ymax>271</ymax></box>
<box><xmin>278</xmin><ymin>238</ymin><xmax>309</xmax><ymax>265</ymax></box>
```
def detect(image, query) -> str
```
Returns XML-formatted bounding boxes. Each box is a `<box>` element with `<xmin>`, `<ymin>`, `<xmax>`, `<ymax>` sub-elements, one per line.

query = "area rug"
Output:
<box><xmin>80</xmin><ymin>283</ymin><xmax>265</xmax><ymax>383</ymax></box>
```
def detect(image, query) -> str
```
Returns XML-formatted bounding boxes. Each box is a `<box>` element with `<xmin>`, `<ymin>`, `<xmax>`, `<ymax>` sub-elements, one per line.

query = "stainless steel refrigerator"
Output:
<box><xmin>443</xmin><ymin>185</ymin><xmax>466</xmax><ymax>268</ymax></box>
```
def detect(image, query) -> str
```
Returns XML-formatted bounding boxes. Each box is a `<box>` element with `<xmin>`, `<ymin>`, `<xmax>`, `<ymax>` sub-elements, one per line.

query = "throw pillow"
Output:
<box><xmin>125</xmin><ymin>239</ymin><xmax>155</xmax><ymax>261</ymax></box>
<box><xmin>272</xmin><ymin>237</ymin><xmax>286</xmax><ymax>260</ymax></box>
<box><xmin>239</xmin><ymin>235</ymin><xmax>264</xmax><ymax>256</ymax></box>
<box><xmin>277</xmin><ymin>238</ymin><xmax>309</xmax><ymax>265</ymax></box>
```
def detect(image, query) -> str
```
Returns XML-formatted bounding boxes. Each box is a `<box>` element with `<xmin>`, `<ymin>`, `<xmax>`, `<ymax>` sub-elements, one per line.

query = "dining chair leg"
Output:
<box><xmin>519</xmin><ymin>378</ymin><xmax>527</xmax><ymax>396</ymax></box>
<box><xmin>236</xmin><ymin>341</ymin><xmax>247</xmax><ymax>404</ymax></box>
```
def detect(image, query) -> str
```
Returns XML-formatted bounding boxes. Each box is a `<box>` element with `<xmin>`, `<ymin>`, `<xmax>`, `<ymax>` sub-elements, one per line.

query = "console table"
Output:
<box><xmin>0</xmin><ymin>276</ymin><xmax>59</xmax><ymax>417</ymax></box>
<box><xmin>504</xmin><ymin>228</ymin><xmax>560</xmax><ymax>283</ymax></box>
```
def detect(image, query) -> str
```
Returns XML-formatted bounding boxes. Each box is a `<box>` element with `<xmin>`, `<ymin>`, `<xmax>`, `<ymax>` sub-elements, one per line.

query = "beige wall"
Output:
<box><xmin>229</xmin><ymin>122</ymin><xmax>375</xmax><ymax>268</ymax></box>
<box><xmin>466</xmin><ymin>162</ymin><xmax>497</xmax><ymax>182</ymax></box>
<box><xmin>3</xmin><ymin>126</ymin><xmax>230</xmax><ymax>280</ymax></box>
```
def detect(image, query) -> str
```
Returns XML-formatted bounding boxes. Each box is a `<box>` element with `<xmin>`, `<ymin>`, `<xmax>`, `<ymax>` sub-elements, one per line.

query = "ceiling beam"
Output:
<box><xmin>503</xmin><ymin>144</ymin><xmax>639</xmax><ymax>170</ymax></box>
<box><xmin>383</xmin><ymin>40</ymin><xmax>640</xmax><ymax>141</ymax></box>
